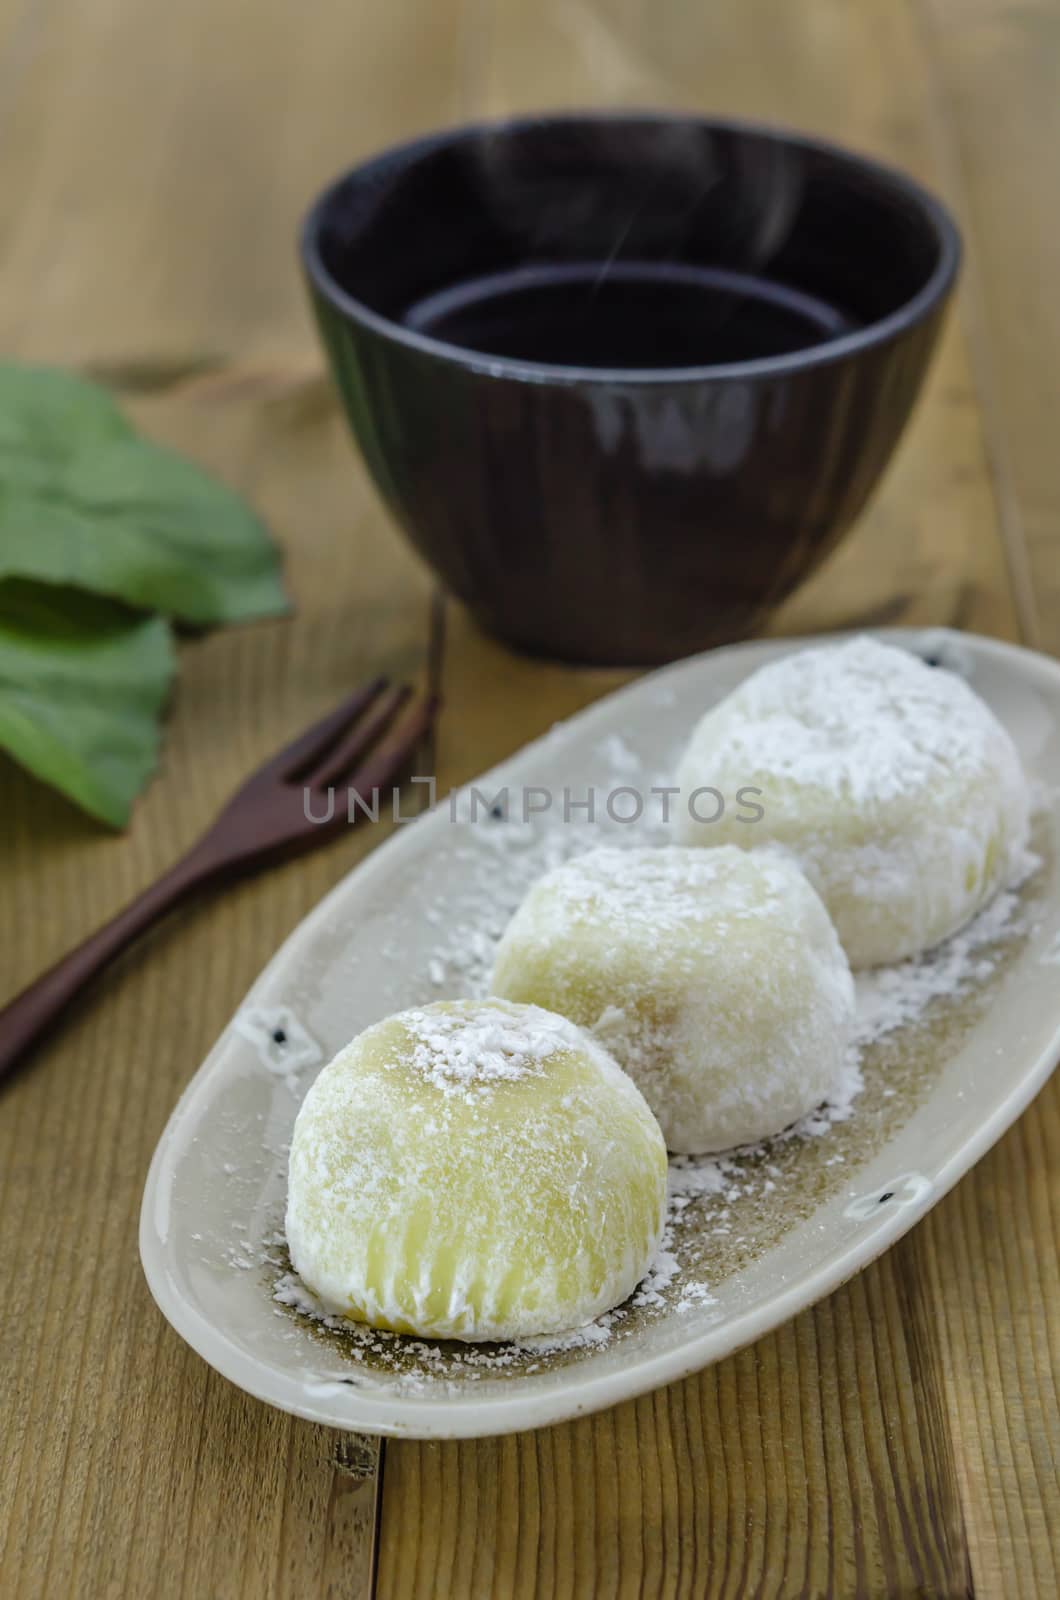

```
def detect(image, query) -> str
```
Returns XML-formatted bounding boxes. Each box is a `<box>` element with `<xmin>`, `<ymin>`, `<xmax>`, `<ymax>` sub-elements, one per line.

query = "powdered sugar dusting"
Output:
<box><xmin>401</xmin><ymin>1002</ymin><xmax>580</xmax><ymax>1093</ymax></box>
<box><xmin>680</xmin><ymin>635</ymin><xmax>1011</xmax><ymax>806</ymax></box>
<box><xmin>272</xmin><ymin>839</ymin><xmax>1039</xmax><ymax>1369</ymax></box>
<box><xmin>506</xmin><ymin>842</ymin><xmax>799</xmax><ymax>933</ymax></box>
<box><xmin>675</xmin><ymin>636</ymin><xmax>1032</xmax><ymax>968</ymax></box>
<box><xmin>491</xmin><ymin>842</ymin><xmax>856</xmax><ymax>1153</ymax></box>
<box><xmin>263</xmin><ymin>642</ymin><xmax>1044</xmax><ymax>1369</ymax></box>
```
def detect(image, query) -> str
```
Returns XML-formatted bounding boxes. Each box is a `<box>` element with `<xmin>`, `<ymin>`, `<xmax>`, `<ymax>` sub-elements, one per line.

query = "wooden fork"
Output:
<box><xmin>0</xmin><ymin>678</ymin><xmax>438</xmax><ymax>1084</ymax></box>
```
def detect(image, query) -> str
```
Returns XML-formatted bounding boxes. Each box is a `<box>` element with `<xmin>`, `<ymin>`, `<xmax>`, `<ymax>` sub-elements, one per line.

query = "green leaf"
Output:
<box><xmin>0</xmin><ymin>362</ymin><xmax>288</xmax><ymax>624</ymax></box>
<box><xmin>0</xmin><ymin>364</ymin><xmax>131</xmax><ymax>465</ymax></box>
<box><xmin>0</xmin><ymin>580</ymin><xmax>175</xmax><ymax>827</ymax></box>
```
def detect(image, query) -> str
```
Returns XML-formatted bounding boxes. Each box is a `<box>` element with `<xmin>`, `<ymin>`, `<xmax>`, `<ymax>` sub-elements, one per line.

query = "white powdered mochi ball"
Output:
<box><xmin>286</xmin><ymin>999</ymin><xmax>666</xmax><ymax>1341</ymax></box>
<box><xmin>491</xmin><ymin>845</ymin><xmax>854</xmax><ymax>1154</ymax></box>
<box><xmin>675</xmin><ymin>636</ymin><xmax>1030</xmax><ymax>967</ymax></box>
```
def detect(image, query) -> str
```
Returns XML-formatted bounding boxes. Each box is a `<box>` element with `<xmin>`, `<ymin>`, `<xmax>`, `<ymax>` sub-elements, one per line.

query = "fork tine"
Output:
<box><xmin>341</xmin><ymin>691</ymin><xmax>441</xmax><ymax>805</ymax></box>
<box><xmin>257</xmin><ymin>677</ymin><xmax>389</xmax><ymax>784</ymax></box>
<box><xmin>306</xmin><ymin>682</ymin><xmax>412</xmax><ymax>789</ymax></box>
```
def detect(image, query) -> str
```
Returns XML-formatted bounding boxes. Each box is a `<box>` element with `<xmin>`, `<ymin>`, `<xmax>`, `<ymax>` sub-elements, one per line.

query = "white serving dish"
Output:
<box><xmin>140</xmin><ymin>630</ymin><xmax>1060</xmax><ymax>1438</ymax></box>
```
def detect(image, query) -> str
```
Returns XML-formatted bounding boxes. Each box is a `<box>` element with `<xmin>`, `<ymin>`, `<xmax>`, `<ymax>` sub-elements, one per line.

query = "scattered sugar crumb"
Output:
<box><xmin>853</xmin><ymin>858</ymin><xmax>1037</xmax><ymax>1042</ymax></box>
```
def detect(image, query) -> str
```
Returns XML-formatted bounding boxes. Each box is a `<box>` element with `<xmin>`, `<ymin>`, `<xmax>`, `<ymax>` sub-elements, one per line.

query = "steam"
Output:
<box><xmin>464</xmin><ymin>118</ymin><xmax>806</xmax><ymax>282</ymax></box>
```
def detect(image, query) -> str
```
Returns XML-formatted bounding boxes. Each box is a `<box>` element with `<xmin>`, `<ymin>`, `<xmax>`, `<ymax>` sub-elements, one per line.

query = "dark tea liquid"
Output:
<box><xmin>402</xmin><ymin>261</ymin><xmax>855</xmax><ymax>367</ymax></box>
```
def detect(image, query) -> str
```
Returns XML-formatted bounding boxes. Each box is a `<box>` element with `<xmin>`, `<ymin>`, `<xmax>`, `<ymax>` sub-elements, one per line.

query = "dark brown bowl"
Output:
<box><xmin>302</xmin><ymin>113</ymin><xmax>960</xmax><ymax>665</ymax></box>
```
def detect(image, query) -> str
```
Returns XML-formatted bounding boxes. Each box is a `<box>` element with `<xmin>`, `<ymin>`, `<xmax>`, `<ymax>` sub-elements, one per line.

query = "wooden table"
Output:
<box><xmin>1</xmin><ymin>0</ymin><xmax>1057</xmax><ymax>1594</ymax></box>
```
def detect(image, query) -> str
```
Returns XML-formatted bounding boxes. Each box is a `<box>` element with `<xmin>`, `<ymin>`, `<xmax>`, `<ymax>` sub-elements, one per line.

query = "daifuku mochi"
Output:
<box><xmin>676</xmin><ymin>636</ymin><xmax>1030</xmax><ymax>966</ymax></box>
<box><xmin>286</xmin><ymin>999</ymin><xmax>667</xmax><ymax>1340</ymax></box>
<box><xmin>492</xmin><ymin>845</ymin><xmax>855</xmax><ymax>1153</ymax></box>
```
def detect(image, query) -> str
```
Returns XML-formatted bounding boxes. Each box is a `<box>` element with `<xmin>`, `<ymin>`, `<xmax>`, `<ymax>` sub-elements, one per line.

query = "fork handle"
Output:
<box><xmin>0</xmin><ymin>845</ymin><xmax>219</xmax><ymax>1086</ymax></box>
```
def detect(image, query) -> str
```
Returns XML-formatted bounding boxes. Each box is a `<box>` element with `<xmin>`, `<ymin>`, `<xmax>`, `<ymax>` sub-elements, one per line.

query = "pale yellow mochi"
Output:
<box><xmin>492</xmin><ymin>845</ymin><xmax>855</xmax><ymax>1155</ymax></box>
<box><xmin>285</xmin><ymin>999</ymin><xmax>667</xmax><ymax>1341</ymax></box>
<box><xmin>676</xmin><ymin>636</ymin><xmax>1030</xmax><ymax>968</ymax></box>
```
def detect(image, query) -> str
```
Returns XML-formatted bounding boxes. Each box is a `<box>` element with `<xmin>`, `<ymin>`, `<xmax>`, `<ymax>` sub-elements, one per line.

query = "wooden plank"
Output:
<box><xmin>0</xmin><ymin>0</ymin><xmax>465</xmax><ymax>1587</ymax></box>
<box><xmin>916</xmin><ymin>1113</ymin><xmax>1060</xmax><ymax>1599</ymax></box>
<box><xmin>376</xmin><ymin>1252</ymin><xmax>973</xmax><ymax>1597</ymax></box>
<box><xmin>374</xmin><ymin>0</ymin><xmax>1057</xmax><ymax>1596</ymax></box>
<box><xmin>908</xmin><ymin>4</ymin><xmax>1060</xmax><ymax>1590</ymax></box>
<box><xmin>915</xmin><ymin>0</ymin><xmax>1060</xmax><ymax>654</ymax></box>
<box><xmin>0</xmin><ymin>365</ymin><xmax>419</xmax><ymax>1599</ymax></box>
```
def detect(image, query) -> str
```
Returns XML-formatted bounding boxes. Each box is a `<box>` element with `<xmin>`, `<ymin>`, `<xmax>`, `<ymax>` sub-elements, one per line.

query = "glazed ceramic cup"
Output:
<box><xmin>302</xmin><ymin>113</ymin><xmax>960</xmax><ymax>665</ymax></box>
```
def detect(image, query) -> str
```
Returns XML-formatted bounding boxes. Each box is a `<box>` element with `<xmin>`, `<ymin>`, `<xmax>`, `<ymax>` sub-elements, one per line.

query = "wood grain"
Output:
<box><xmin>376</xmin><ymin>1254</ymin><xmax>974</xmax><ymax>1598</ymax></box>
<box><xmin>374</xmin><ymin>3</ymin><xmax>1055</xmax><ymax>1594</ymax></box>
<box><xmin>916</xmin><ymin>0</ymin><xmax>1060</xmax><ymax>654</ymax></box>
<box><xmin>0</xmin><ymin>0</ymin><xmax>1057</xmax><ymax>1594</ymax></box>
<box><xmin>0</xmin><ymin>370</ymin><xmax>418</xmax><ymax>1600</ymax></box>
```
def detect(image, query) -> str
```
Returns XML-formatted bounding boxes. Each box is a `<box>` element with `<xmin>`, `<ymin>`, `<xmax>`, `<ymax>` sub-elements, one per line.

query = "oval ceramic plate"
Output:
<box><xmin>140</xmin><ymin>630</ymin><xmax>1060</xmax><ymax>1438</ymax></box>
